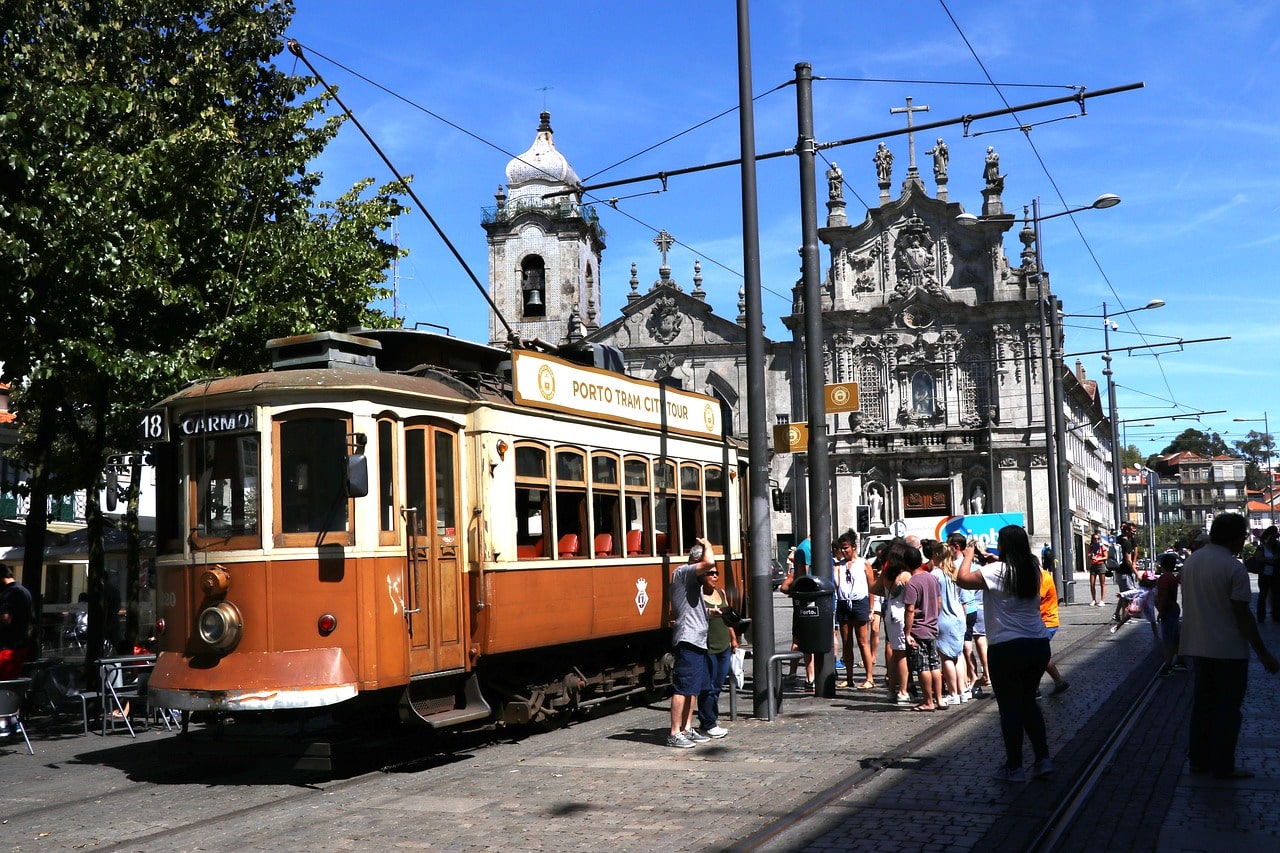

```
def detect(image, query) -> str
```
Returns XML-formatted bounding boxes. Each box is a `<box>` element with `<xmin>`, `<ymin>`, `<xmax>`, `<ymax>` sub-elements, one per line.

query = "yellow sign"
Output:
<box><xmin>511</xmin><ymin>350</ymin><xmax>722</xmax><ymax>440</ymax></box>
<box><xmin>772</xmin><ymin>422</ymin><xmax>808</xmax><ymax>453</ymax></box>
<box><xmin>825</xmin><ymin>382</ymin><xmax>860</xmax><ymax>414</ymax></box>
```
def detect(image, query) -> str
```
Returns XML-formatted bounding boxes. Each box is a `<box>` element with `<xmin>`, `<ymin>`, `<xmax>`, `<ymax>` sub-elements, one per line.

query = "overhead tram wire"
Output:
<box><xmin>287</xmin><ymin>40</ymin><xmax>793</xmax><ymax>310</ymax></box>
<box><xmin>562</xmin><ymin>83</ymin><xmax>1143</xmax><ymax>197</ymax></box>
<box><xmin>285</xmin><ymin>39</ymin><xmax>515</xmax><ymax>341</ymax></box>
<box><xmin>937</xmin><ymin>0</ymin><xmax>1180</xmax><ymax>408</ymax></box>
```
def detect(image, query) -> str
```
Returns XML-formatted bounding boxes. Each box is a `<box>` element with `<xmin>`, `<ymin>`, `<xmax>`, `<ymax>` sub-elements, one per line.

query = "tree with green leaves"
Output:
<box><xmin>1157</xmin><ymin>428</ymin><xmax>1230</xmax><ymax>459</ymax></box>
<box><xmin>1120</xmin><ymin>443</ymin><xmax>1145</xmax><ymax>469</ymax></box>
<box><xmin>0</xmin><ymin>1</ymin><xmax>407</xmax><ymax>666</ymax></box>
<box><xmin>1232</xmin><ymin>430</ymin><xmax>1275</xmax><ymax>491</ymax></box>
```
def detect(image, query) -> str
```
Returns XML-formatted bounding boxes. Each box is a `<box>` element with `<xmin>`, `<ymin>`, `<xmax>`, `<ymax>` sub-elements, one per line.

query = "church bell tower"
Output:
<box><xmin>482</xmin><ymin>112</ymin><xmax>605</xmax><ymax>346</ymax></box>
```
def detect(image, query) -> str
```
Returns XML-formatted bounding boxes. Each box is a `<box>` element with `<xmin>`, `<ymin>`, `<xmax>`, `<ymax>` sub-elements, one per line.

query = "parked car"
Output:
<box><xmin>771</xmin><ymin>559</ymin><xmax>787</xmax><ymax>591</ymax></box>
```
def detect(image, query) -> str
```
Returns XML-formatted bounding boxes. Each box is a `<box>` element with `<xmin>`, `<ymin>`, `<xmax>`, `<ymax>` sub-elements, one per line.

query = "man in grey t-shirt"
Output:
<box><xmin>667</xmin><ymin>538</ymin><xmax>716</xmax><ymax>748</ymax></box>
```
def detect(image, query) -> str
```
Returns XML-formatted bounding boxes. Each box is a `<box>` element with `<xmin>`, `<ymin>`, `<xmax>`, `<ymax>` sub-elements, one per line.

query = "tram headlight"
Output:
<box><xmin>197</xmin><ymin>601</ymin><xmax>243</xmax><ymax>651</ymax></box>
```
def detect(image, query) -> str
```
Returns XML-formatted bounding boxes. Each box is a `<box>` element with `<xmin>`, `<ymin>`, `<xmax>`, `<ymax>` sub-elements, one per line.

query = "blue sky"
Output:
<box><xmin>284</xmin><ymin>1</ymin><xmax>1280</xmax><ymax>456</ymax></box>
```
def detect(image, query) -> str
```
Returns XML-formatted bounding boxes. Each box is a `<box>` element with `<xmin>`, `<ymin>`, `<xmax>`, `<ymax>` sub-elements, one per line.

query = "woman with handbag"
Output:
<box><xmin>695</xmin><ymin>567</ymin><xmax>738</xmax><ymax>739</ymax></box>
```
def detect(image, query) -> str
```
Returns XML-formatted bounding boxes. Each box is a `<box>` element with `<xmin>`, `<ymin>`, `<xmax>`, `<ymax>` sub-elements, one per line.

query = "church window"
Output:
<box><xmin>858</xmin><ymin>359</ymin><xmax>882</xmax><ymax>426</ymax></box>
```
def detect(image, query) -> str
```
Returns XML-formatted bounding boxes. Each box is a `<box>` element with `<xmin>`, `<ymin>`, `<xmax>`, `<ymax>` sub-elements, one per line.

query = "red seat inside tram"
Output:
<box><xmin>557</xmin><ymin>533</ymin><xmax>581</xmax><ymax>558</ymax></box>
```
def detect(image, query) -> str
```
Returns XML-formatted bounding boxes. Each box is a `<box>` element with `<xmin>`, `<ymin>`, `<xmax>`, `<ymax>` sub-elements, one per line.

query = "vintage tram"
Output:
<box><xmin>146</xmin><ymin>328</ymin><xmax>746</xmax><ymax>728</ymax></box>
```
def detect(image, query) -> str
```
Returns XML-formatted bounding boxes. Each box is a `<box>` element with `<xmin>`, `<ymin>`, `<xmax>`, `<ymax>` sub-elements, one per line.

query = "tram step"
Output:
<box><xmin>401</xmin><ymin>673</ymin><xmax>493</xmax><ymax>729</ymax></box>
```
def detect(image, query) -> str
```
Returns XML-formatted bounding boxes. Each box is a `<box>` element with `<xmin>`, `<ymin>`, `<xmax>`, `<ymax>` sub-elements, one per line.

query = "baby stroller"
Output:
<box><xmin>1110</xmin><ymin>571</ymin><xmax>1158</xmax><ymax>634</ymax></box>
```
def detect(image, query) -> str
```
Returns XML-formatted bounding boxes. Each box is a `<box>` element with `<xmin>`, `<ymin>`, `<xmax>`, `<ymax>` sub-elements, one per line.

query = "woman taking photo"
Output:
<box><xmin>956</xmin><ymin>525</ymin><xmax>1052</xmax><ymax>782</ymax></box>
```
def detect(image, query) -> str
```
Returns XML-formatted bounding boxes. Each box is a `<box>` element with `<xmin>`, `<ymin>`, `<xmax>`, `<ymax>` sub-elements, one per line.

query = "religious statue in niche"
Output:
<box><xmin>867</xmin><ymin>486</ymin><xmax>885</xmax><ymax>525</ymax></box>
<box><xmin>646</xmin><ymin>295</ymin><xmax>683</xmax><ymax>344</ymax></box>
<box><xmin>969</xmin><ymin>483</ymin><xmax>986</xmax><ymax>515</ymax></box>
<box><xmin>911</xmin><ymin>371</ymin><xmax>935</xmax><ymax>415</ymax></box>
<box><xmin>892</xmin><ymin>215</ymin><xmax>939</xmax><ymax>297</ymax></box>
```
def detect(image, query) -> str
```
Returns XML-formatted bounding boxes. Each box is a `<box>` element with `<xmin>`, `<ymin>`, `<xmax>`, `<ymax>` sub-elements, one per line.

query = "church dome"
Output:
<box><xmin>506</xmin><ymin>111</ymin><xmax>579</xmax><ymax>190</ymax></box>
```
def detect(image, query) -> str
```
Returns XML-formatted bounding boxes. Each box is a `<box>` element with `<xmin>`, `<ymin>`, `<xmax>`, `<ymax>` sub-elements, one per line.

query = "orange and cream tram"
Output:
<box><xmin>146</xmin><ymin>328</ymin><xmax>746</xmax><ymax>728</ymax></box>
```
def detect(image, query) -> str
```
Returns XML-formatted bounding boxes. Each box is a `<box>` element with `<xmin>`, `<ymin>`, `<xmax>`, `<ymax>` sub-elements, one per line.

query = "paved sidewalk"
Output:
<box><xmin>3</xmin><ymin>577</ymin><xmax>1277</xmax><ymax>852</ymax></box>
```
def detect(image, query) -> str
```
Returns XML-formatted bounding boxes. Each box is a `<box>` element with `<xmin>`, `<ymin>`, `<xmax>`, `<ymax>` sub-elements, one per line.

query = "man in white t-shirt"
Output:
<box><xmin>1180</xmin><ymin>513</ymin><xmax>1278</xmax><ymax>779</ymax></box>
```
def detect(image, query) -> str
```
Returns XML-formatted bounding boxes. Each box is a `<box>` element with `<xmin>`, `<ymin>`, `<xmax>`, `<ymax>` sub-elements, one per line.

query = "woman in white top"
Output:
<box><xmin>834</xmin><ymin>532</ymin><xmax>875</xmax><ymax>689</ymax></box>
<box><xmin>956</xmin><ymin>525</ymin><xmax>1053</xmax><ymax>782</ymax></box>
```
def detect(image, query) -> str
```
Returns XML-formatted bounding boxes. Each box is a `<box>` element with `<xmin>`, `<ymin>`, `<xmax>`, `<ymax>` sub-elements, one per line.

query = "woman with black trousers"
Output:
<box><xmin>956</xmin><ymin>526</ymin><xmax>1053</xmax><ymax>783</ymax></box>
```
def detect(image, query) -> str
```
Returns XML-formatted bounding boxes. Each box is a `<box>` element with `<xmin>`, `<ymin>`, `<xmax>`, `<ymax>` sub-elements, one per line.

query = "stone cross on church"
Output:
<box><xmin>653</xmin><ymin>229</ymin><xmax>675</xmax><ymax>269</ymax></box>
<box><xmin>890</xmin><ymin>96</ymin><xmax>930</xmax><ymax>183</ymax></box>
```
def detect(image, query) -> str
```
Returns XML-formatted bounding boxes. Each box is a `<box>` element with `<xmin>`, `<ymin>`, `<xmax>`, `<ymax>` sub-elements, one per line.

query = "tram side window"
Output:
<box><xmin>654</xmin><ymin>460</ymin><xmax>678</xmax><ymax>556</ymax></box>
<box><xmin>515</xmin><ymin>444</ymin><xmax>549</xmax><ymax>558</ymax></box>
<box><xmin>591</xmin><ymin>453</ymin><xmax>621</xmax><ymax>556</ymax></box>
<box><xmin>679</xmin><ymin>463</ymin><xmax>704</xmax><ymax>552</ymax></box>
<box><xmin>704</xmin><ymin>465</ymin><xmax>724</xmax><ymax>547</ymax></box>
<box><xmin>377</xmin><ymin>419</ymin><xmax>398</xmax><ymax>542</ymax></box>
<box><xmin>193</xmin><ymin>434</ymin><xmax>260</xmax><ymax>538</ymax></box>
<box><xmin>624</xmin><ymin>457</ymin><xmax>651</xmax><ymax>556</ymax></box>
<box><xmin>278</xmin><ymin>417</ymin><xmax>350</xmax><ymax>535</ymax></box>
<box><xmin>555</xmin><ymin>448</ymin><xmax>587</xmax><ymax>557</ymax></box>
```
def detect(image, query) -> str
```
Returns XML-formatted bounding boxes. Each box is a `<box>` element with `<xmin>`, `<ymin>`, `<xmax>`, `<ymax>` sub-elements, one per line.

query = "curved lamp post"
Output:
<box><xmin>958</xmin><ymin>194</ymin><xmax>1122</xmax><ymax>602</ymax></box>
<box><xmin>1071</xmin><ymin>298</ymin><xmax>1165</xmax><ymax>532</ymax></box>
<box><xmin>1234</xmin><ymin>413</ymin><xmax>1275</xmax><ymax>526</ymax></box>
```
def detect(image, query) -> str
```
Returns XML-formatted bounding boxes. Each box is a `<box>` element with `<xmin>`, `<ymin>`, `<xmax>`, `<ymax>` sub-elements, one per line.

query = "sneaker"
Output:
<box><xmin>683</xmin><ymin>728</ymin><xmax>710</xmax><ymax>743</ymax></box>
<box><xmin>1034</xmin><ymin>688</ymin><xmax>1043</xmax><ymax>699</ymax></box>
<box><xmin>1172</xmin><ymin>662</ymin><xmax>1188</xmax><ymax>671</ymax></box>
<box><xmin>666</xmin><ymin>732</ymin><xmax>696</xmax><ymax>749</ymax></box>
<box><xmin>1051</xmin><ymin>681</ymin><xmax>1070</xmax><ymax>696</ymax></box>
<box><xmin>1032</xmin><ymin>758</ymin><xmax>1054</xmax><ymax>778</ymax></box>
<box><xmin>992</xmin><ymin>766</ymin><xmax>1026</xmax><ymax>783</ymax></box>
<box><xmin>959</xmin><ymin>688</ymin><xmax>971</xmax><ymax>703</ymax></box>
<box><xmin>1158</xmin><ymin>665</ymin><xmax>1175</xmax><ymax>678</ymax></box>
<box><xmin>698</xmin><ymin>725</ymin><xmax>728</xmax><ymax>739</ymax></box>
<box><xmin>894</xmin><ymin>693</ymin><xmax>913</xmax><ymax>705</ymax></box>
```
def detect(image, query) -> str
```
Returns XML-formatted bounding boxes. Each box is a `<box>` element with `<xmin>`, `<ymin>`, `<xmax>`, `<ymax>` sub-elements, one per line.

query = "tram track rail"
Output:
<box><xmin>730</xmin><ymin>613</ymin><xmax>1163</xmax><ymax>853</ymax></box>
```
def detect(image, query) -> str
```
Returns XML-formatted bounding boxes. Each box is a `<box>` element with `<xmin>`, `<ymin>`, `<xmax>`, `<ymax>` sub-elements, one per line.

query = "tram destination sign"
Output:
<box><xmin>512</xmin><ymin>350</ymin><xmax>723</xmax><ymax>440</ymax></box>
<box><xmin>175</xmin><ymin>408</ymin><xmax>256</xmax><ymax>437</ymax></box>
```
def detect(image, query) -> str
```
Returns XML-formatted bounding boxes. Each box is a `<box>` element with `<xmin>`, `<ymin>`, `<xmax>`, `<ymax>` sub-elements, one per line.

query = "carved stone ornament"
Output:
<box><xmin>892</xmin><ymin>214</ymin><xmax>939</xmax><ymax>297</ymax></box>
<box><xmin>901</xmin><ymin>303</ymin><xmax>935</xmax><ymax>329</ymax></box>
<box><xmin>646</xmin><ymin>295</ymin><xmax>683</xmax><ymax>344</ymax></box>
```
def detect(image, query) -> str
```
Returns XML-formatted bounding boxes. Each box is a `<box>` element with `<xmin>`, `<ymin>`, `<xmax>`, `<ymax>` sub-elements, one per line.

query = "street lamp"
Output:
<box><xmin>1234</xmin><ymin>413</ymin><xmax>1275</xmax><ymax>526</ymax></box>
<box><xmin>956</xmin><ymin>194</ymin><xmax>1121</xmax><ymax>604</ymax></box>
<box><xmin>1072</xmin><ymin>298</ymin><xmax>1165</xmax><ymax>532</ymax></box>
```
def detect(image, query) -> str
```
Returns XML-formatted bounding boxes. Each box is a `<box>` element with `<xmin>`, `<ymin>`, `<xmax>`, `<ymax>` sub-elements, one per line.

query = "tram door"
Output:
<box><xmin>404</xmin><ymin>424</ymin><xmax>466</xmax><ymax>674</ymax></box>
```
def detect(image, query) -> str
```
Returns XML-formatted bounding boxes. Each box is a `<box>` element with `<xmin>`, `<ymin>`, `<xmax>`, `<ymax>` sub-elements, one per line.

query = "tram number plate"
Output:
<box><xmin>138</xmin><ymin>408</ymin><xmax>170</xmax><ymax>443</ymax></box>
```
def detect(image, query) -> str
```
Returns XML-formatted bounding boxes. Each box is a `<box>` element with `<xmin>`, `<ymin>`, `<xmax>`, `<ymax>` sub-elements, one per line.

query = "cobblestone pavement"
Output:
<box><xmin>2</xmin><ymin>570</ymin><xmax>1277</xmax><ymax>852</ymax></box>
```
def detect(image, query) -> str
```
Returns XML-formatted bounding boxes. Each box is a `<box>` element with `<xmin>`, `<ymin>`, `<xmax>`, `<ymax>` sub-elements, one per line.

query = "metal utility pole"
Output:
<box><xmin>734</xmin><ymin>0</ymin><xmax>777</xmax><ymax>720</ymax></box>
<box><xmin>794</xmin><ymin>63</ymin><xmax>834</xmax><ymax>698</ymax></box>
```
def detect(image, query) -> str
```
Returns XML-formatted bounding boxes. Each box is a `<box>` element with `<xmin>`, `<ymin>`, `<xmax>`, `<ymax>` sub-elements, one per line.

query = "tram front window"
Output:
<box><xmin>279</xmin><ymin>418</ymin><xmax>350</xmax><ymax>534</ymax></box>
<box><xmin>193</xmin><ymin>435</ymin><xmax>259</xmax><ymax>538</ymax></box>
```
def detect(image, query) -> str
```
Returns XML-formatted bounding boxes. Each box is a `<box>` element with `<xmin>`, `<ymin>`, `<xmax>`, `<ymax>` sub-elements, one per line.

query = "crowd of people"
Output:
<box><xmin>668</xmin><ymin>515</ymin><xmax>1279</xmax><ymax>783</ymax></box>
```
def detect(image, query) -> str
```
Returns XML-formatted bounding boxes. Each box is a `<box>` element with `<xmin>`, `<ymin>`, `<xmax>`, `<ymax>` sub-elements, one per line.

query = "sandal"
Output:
<box><xmin>857</xmin><ymin>680</ymin><xmax>875</xmax><ymax>690</ymax></box>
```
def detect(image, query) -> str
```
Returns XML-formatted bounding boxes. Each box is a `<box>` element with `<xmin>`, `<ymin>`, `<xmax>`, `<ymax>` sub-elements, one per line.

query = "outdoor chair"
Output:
<box><xmin>0</xmin><ymin>678</ymin><xmax>34</xmax><ymax>754</ymax></box>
